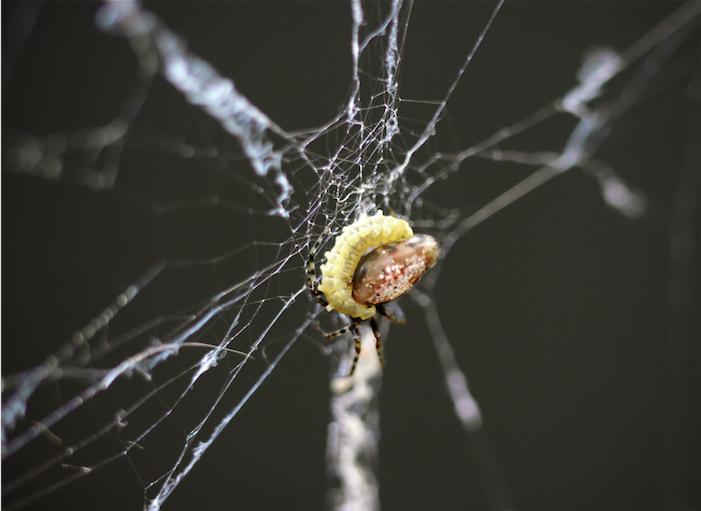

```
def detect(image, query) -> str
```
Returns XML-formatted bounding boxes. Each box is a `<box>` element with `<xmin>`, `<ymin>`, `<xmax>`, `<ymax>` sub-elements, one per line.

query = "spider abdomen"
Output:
<box><xmin>352</xmin><ymin>234</ymin><xmax>440</xmax><ymax>305</ymax></box>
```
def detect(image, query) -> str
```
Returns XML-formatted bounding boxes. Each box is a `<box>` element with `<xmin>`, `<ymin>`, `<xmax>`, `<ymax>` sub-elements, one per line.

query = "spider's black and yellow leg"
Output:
<box><xmin>376</xmin><ymin>304</ymin><xmax>406</xmax><ymax>325</ymax></box>
<box><xmin>369</xmin><ymin>317</ymin><xmax>386</xmax><ymax>368</ymax></box>
<box><xmin>313</xmin><ymin>317</ymin><xmax>363</xmax><ymax>340</ymax></box>
<box><xmin>350</xmin><ymin>327</ymin><xmax>362</xmax><ymax>376</ymax></box>
<box><xmin>311</xmin><ymin>317</ymin><xmax>366</xmax><ymax>376</ymax></box>
<box><xmin>306</xmin><ymin>227</ymin><xmax>331</xmax><ymax>308</ymax></box>
<box><xmin>306</xmin><ymin>249</ymin><xmax>328</xmax><ymax>308</ymax></box>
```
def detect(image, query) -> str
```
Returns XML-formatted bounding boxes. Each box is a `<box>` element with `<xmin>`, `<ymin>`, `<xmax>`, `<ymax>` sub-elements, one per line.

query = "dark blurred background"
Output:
<box><xmin>3</xmin><ymin>2</ymin><xmax>699</xmax><ymax>510</ymax></box>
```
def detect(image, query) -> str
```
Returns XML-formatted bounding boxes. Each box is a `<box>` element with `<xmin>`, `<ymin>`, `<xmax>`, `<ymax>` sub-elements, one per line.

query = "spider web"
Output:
<box><xmin>3</xmin><ymin>1</ymin><xmax>699</xmax><ymax>510</ymax></box>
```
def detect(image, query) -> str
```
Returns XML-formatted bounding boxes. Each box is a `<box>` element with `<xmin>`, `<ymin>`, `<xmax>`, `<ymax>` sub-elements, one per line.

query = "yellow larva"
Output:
<box><xmin>317</xmin><ymin>211</ymin><xmax>413</xmax><ymax>320</ymax></box>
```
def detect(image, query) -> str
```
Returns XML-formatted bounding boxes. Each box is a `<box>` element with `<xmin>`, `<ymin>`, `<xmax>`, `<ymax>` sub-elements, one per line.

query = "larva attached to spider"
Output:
<box><xmin>306</xmin><ymin>210</ymin><xmax>439</xmax><ymax>375</ymax></box>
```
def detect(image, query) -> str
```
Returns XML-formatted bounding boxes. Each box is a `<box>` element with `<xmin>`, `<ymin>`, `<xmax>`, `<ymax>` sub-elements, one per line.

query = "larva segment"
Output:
<box><xmin>317</xmin><ymin>211</ymin><xmax>413</xmax><ymax>320</ymax></box>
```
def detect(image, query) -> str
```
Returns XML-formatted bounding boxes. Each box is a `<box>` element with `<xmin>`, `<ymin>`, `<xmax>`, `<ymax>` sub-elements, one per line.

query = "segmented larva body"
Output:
<box><xmin>318</xmin><ymin>211</ymin><xmax>413</xmax><ymax>320</ymax></box>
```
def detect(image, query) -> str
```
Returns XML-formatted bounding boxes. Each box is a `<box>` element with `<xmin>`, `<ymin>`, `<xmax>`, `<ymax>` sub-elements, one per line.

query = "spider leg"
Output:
<box><xmin>311</xmin><ymin>317</ymin><xmax>365</xmax><ymax>376</ymax></box>
<box><xmin>312</xmin><ymin>317</ymin><xmax>363</xmax><ymax>340</ymax></box>
<box><xmin>306</xmin><ymin>231</ymin><xmax>330</xmax><ymax>308</ymax></box>
<box><xmin>376</xmin><ymin>303</ymin><xmax>406</xmax><ymax>325</ymax></box>
<box><xmin>350</xmin><ymin>327</ymin><xmax>362</xmax><ymax>376</ymax></box>
<box><xmin>369</xmin><ymin>317</ymin><xmax>386</xmax><ymax>368</ymax></box>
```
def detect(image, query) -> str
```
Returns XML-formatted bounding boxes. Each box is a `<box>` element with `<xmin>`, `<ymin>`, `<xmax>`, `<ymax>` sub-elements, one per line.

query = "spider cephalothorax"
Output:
<box><xmin>307</xmin><ymin>211</ymin><xmax>440</xmax><ymax>375</ymax></box>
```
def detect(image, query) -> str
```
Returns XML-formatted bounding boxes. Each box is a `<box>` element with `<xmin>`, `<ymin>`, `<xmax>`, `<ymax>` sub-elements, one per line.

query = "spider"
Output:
<box><xmin>307</xmin><ymin>211</ymin><xmax>440</xmax><ymax>375</ymax></box>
